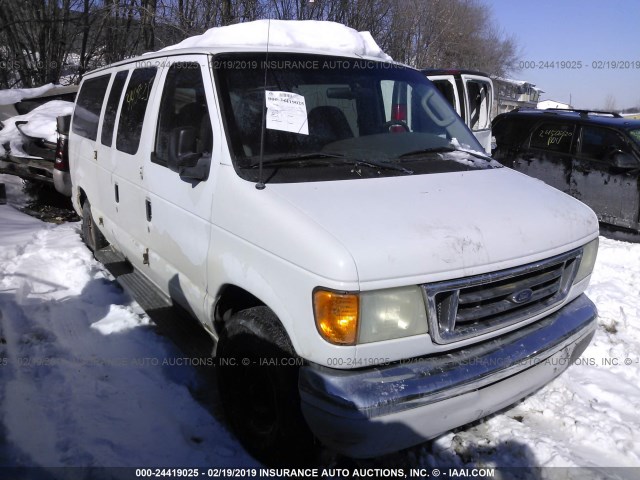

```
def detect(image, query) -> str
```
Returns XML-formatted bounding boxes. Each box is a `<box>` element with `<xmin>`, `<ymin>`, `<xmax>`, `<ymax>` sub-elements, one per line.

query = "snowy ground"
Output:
<box><xmin>0</xmin><ymin>173</ymin><xmax>639</xmax><ymax>478</ymax></box>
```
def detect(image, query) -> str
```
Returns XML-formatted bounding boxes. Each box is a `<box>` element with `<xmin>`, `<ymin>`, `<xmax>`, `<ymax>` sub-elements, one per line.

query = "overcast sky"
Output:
<box><xmin>490</xmin><ymin>0</ymin><xmax>639</xmax><ymax>110</ymax></box>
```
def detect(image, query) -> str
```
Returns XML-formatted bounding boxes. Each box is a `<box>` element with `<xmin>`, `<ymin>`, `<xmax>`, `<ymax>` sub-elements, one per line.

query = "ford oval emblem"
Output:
<box><xmin>510</xmin><ymin>288</ymin><xmax>534</xmax><ymax>304</ymax></box>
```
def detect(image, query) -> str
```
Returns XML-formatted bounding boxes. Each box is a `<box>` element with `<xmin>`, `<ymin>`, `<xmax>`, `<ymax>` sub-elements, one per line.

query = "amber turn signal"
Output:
<box><xmin>313</xmin><ymin>289</ymin><xmax>359</xmax><ymax>345</ymax></box>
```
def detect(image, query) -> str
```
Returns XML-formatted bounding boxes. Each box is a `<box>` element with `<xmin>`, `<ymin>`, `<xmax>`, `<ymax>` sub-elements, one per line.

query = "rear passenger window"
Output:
<box><xmin>101</xmin><ymin>71</ymin><xmax>129</xmax><ymax>147</ymax></box>
<box><xmin>117</xmin><ymin>68</ymin><xmax>157</xmax><ymax>155</ymax></box>
<box><xmin>154</xmin><ymin>63</ymin><xmax>212</xmax><ymax>167</ymax></box>
<box><xmin>72</xmin><ymin>75</ymin><xmax>110</xmax><ymax>141</ymax></box>
<box><xmin>530</xmin><ymin>123</ymin><xmax>574</xmax><ymax>153</ymax></box>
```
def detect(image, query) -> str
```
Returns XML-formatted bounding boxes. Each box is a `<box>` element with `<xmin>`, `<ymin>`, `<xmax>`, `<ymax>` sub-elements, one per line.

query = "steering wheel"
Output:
<box><xmin>383</xmin><ymin>120</ymin><xmax>410</xmax><ymax>132</ymax></box>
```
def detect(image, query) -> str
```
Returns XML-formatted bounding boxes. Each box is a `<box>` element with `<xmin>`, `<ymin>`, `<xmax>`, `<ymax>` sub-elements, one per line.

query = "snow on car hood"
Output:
<box><xmin>0</xmin><ymin>83</ymin><xmax>55</xmax><ymax>105</ymax></box>
<box><xmin>269</xmin><ymin>167</ymin><xmax>599</xmax><ymax>285</ymax></box>
<box><xmin>0</xmin><ymin>100</ymin><xmax>74</xmax><ymax>157</ymax></box>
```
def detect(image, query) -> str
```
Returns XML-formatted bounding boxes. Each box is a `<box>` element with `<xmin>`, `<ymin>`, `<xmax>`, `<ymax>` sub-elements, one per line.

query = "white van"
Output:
<box><xmin>68</xmin><ymin>20</ymin><xmax>598</xmax><ymax>463</ymax></box>
<box><xmin>424</xmin><ymin>69</ymin><xmax>494</xmax><ymax>153</ymax></box>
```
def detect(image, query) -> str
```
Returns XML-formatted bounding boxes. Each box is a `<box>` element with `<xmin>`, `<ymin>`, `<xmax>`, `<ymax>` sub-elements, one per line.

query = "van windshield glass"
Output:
<box><xmin>214</xmin><ymin>53</ymin><xmax>495</xmax><ymax>183</ymax></box>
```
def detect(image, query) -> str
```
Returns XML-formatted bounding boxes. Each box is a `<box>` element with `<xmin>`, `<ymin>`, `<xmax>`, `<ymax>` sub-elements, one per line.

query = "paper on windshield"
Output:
<box><xmin>265</xmin><ymin>90</ymin><xmax>308</xmax><ymax>135</ymax></box>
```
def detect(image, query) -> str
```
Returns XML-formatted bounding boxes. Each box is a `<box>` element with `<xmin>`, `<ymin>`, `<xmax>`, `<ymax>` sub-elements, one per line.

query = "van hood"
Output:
<box><xmin>269</xmin><ymin>168</ymin><xmax>599</xmax><ymax>286</ymax></box>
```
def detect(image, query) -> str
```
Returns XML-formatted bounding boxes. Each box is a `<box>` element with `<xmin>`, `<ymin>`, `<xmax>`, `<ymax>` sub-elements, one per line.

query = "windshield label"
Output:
<box><xmin>265</xmin><ymin>90</ymin><xmax>309</xmax><ymax>135</ymax></box>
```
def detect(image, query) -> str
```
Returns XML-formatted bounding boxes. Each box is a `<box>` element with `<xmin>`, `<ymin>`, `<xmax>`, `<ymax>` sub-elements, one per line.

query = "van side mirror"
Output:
<box><xmin>610</xmin><ymin>151</ymin><xmax>639</xmax><ymax>170</ymax></box>
<box><xmin>168</xmin><ymin>127</ymin><xmax>210</xmax><ymax>181</ymax></box>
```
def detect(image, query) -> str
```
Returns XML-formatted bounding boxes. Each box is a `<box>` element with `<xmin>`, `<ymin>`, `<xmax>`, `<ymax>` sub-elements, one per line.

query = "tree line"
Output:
<box><xmin>0</xmin><ymin>0</ymin><xmax>519</xmax><ymax>88</ymax></box>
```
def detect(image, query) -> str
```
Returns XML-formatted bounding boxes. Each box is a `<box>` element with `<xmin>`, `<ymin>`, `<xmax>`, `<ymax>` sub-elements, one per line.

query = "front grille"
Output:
<box><xmin>422</xmin><ymin>248</ymin><xmax>582</xmax><ymax>344</ymax></box>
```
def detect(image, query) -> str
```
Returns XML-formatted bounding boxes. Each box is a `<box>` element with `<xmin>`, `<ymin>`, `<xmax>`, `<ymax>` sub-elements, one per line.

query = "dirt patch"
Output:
<box><xmin>18</xmin><ymin>180</ymin><xmax>79</xmax><ymax>224</ymax></box>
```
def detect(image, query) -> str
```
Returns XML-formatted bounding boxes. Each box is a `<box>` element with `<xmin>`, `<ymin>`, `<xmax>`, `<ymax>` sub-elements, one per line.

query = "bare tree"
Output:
<box><xmin>0</xmin><ymin>0</ymin><xmax>520</xmax><ymax>88</ymax></box>
<box><xmin>0</xmin><ymin>0</ymin><xmax>75</xmax><ymax>86</ymax></box>
<box><xmin>383</xmin><ymin>0</ymin><xmax>518</xmax><ymax>76</ymax></box>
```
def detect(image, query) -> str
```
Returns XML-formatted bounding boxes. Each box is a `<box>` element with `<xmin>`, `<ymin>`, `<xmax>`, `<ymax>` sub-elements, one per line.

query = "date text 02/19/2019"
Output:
<box><xmin>518</xmin><ymin>60</ymin><xmax>640</xmax><ymax>69</ymax></box>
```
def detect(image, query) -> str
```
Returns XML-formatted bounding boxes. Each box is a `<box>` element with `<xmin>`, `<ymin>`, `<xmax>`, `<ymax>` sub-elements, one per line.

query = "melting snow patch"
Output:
<box><xmin>91</xmin><ymin>305</ymin><xmax>151</xmax><ymax>335</ymax></box>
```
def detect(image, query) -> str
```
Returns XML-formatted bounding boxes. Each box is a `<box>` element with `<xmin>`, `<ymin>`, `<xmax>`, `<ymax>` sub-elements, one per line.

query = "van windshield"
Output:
<box><xmin>214</xmin><ymin>53</ymin><xmax>495</xmax><ymax>183</ymax></box>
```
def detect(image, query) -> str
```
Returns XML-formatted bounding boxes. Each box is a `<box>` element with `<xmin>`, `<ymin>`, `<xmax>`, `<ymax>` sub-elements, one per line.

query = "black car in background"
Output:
<box><xmin>492</xmin><ymin>109</ymin><xmax>640</xmax><ymax>239</ymax></box>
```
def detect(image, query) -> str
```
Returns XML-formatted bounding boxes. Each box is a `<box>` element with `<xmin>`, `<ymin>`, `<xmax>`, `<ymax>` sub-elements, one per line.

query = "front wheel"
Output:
<box><xmin>217</xmin><ymin>307</ymin><xmax>315</xmax><ymax>466</ymax></box>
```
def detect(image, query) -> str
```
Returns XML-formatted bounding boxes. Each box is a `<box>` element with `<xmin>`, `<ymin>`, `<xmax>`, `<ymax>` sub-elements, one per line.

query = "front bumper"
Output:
<box><xmin>299</xmin><ymin>294</ymin><xmax>597</xmax><ymax>458</ymax></box>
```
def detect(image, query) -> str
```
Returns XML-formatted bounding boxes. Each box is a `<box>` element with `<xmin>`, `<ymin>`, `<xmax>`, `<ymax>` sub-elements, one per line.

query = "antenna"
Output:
<box><xmin>255</xmin><ymin>18</ymin><xmax>271</xmax><ymax>190</ymax></box>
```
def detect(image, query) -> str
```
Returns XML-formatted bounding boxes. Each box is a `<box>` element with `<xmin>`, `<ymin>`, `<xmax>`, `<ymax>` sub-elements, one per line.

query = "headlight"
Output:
<box><xmin>358</xmin><ymin>286</ymin><xmax>428</xmax><ymax>344</ymax></box>
<box><xmin>314</xmin><ymin>286</ymin><xmax>429</xmax><ymax>345</ymax></box>
<box><xmin>574</xmin><ymin>238</ymin><xmax>599</xmax><ymax>284</ymax></box>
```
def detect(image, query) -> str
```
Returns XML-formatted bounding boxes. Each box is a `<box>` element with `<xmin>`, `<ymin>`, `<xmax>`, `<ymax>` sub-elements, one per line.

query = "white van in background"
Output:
<box><xmin>424</xmin><ymin>69</ymin><xmax>494</xmax><ymax>153</ymax></box>
<box><xmin>67</xmin><ymin>20</ymin><xmax>598</xmax><ymax>465</ymax></box>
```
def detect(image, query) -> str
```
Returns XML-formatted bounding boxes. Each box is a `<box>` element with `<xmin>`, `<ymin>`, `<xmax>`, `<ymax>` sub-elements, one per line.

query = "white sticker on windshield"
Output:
<box><xmin>265</xmin><ymin>90</ymin><xmax>308</xmax><ymax>135</ymax></box>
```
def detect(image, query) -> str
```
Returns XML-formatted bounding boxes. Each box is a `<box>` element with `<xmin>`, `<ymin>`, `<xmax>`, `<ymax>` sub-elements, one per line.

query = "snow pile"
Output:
<box><xmin>0</xmin><ymin>100</ymin><xmax>74</xmax><ymax>156</ymax></box>
<box><xmin>0</xmin><ymin>84</ymin><xmax>55</xmax><ymax>106</ymax></box>
<box><xmin>159</xmin><ymin>19</ymin><xmax>393</xmax><ymax>61</ymax></box>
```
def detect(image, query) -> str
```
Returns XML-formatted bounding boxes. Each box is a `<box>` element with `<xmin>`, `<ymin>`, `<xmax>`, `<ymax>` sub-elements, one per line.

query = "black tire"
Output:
<box><xmin>81</xmin><ymin>200</ymin><xmax>108</xmax><ymax>252</ymax></box>
<box><xmin>217</xmin><ymin>307</ymin><xmax>315</xmax><ymax>466</ymax></box>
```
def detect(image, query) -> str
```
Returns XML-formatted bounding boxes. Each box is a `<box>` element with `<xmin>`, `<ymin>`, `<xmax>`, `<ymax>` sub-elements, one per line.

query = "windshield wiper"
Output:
<box><xmin>399</xmin><ymin>146</ymin><xmax>492</xmax><ymax>162</ymax></box>
<box><xmin>399</xmin><ymin>146</ymin><xmax>457</xmax><ymax>158</ymax></box>
<box><xmin>247</xmin><ymin>152</ymin><xmax>413</xmax><ymax>174</ymax></box>
<box><xmin>346</xmin><ymin>158</ymin><xmax>413</xmax><ymax>175</ymax></box>
<box><xmin>247</xmin><ymin>152</ymin><xmax>345</xmax><ymax>168</ymax></box>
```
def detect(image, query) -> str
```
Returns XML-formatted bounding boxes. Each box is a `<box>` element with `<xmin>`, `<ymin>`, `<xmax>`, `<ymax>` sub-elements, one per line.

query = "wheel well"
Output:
<box><xmin>77</xmin><ymin>187</ymin><xmax>87</xmax><ymax>210</ymax></box>
<box><xmin>214</xmin><ymin>285</ymin><xmax>265</xmax><ymax>333</ymax></box>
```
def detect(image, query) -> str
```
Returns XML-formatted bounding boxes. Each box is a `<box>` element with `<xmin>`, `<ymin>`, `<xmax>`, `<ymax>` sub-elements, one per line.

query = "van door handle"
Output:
<box><xmin>145</xmin><ymin>199</ymin><xmax>152</xmax><ymax>222</ymax></box>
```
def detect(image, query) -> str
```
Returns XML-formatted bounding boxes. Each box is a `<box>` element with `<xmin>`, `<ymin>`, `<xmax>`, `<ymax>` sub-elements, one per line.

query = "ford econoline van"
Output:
<box><xmin>68</xmin><ymin>20</ymin><xmax>598</xmax><ymax>463</ymax></box>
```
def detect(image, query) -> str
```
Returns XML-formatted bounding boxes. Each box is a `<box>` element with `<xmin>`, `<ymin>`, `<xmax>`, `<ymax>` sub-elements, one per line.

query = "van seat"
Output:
<box><xmin>307</xmin><ymin>106</ymin><xmax>353</xmax><ymax>146</ymax></box>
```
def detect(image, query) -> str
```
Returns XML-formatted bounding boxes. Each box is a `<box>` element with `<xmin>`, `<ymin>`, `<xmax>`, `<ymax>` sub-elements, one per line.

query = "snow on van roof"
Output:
<box><xmin>158</xmin><ymin>19</ymin><xmax>393</xmax><ymax>61</ymax></box>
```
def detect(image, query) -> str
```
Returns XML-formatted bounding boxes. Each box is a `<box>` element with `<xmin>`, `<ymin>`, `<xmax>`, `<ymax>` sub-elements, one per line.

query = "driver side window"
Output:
<box><xmin>580</xmin><ymin>126</ymin><xmax>629</xmax><ymax>162</ymax></box>
<box><xmin>153</xmin><ymin>62</ymin><xmax>212</xmax><ymax>167</ymax></box>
